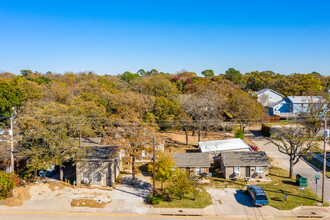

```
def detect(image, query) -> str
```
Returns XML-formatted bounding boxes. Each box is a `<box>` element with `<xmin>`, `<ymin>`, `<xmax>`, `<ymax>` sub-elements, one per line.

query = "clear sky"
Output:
<box><xmin>1</xmin><ymin>0</ymin><xmax>330</xmax><ymax>76</ymax></box>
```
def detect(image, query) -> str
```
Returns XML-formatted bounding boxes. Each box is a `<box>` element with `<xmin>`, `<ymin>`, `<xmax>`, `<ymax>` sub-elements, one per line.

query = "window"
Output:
<box><xmin>92</xmin><ymin>173</ymin><xmax>101</xmax><ymax>182</ymax></box>
<box><xmin>234</xmin><ymin>166</ymin><xmax>240</xmax><ymax>174</ymax></box>
<box><xmin>256</xmin><ymin>167</ymin><xmax>261</xmax><ymax>172</ymax></box>
<box><xmin>82</xmin><ymin>172</ymin><xmax>89</xmax><ymax>183</ymax></box>
<box><xmin>196</xmin><ymin>167</ymin><xmax>201</xmax><ymax>175</ymax></box>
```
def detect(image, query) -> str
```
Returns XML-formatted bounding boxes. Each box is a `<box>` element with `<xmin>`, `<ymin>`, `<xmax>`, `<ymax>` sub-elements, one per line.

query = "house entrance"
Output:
<box><xmin>246</xmin><ymin>166</ymin><xmax>250</xmax><ymax>177</ymax></box>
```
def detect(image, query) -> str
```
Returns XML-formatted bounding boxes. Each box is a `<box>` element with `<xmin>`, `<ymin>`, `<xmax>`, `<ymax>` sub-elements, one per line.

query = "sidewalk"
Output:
<box><xmin>147</xmin><ymin>205</ymin><xmax>330</xmax><ymax>218</ymax></box>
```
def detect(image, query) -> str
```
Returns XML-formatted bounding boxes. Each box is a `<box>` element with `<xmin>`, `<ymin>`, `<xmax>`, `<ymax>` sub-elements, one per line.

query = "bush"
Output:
<box><xmin>234</xmin><ymin>129</ymin><xmax>244</xmax><ymax>139</ymax></box>
<box><xmin>261</xmin><ymin>124</ymin><xmax>271</xmax><ymax>137</ymax></box>
<box><xmin>149</xmin><ymin>195</ymin><xmax>163</xmax><ymax>205</ymax></box>
<box><xmin>0</xmin><ymin>172</ymin><xmax>19</xmax><ymax>199</ymax></box>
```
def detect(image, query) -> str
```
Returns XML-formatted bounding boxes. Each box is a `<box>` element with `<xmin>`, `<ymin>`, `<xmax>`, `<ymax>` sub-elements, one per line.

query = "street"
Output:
<box><xmin>247</xmin><ymin>130</ymin><xmax>330</xmax><ymax>204</ymax></box>
<box><xmin>0</xmin><ymin>211</ymin><xmax>328</xmax><ymax>220</ymax></box>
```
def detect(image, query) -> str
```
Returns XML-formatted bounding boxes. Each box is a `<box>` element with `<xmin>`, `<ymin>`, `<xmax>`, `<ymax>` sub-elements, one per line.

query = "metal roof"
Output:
<box><xmin>199</xmin><ymin>138</ymin><xmax>250</xmax><ymax>153</ymax></box>
<box><xmin>222</xmin><ymin>151</ymin><xmax>270</xmax><ymax>167</ymax></box>
<box><xmin>255</xmin><ymin>89</ymin><xmax>283</xmax><ymax>97</ymax></box>
<box><xmin>287</xmin><ymin>96</ymin><xmax>325</xmax><ymax>104</ymax></box>
<box><xmin>173</xmin><ymin>153</ymin><xmax>210</xmax><ymax>168</ymax></box>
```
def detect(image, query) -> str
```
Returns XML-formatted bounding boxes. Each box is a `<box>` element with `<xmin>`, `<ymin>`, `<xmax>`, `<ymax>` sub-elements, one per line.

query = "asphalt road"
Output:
<box><xmin>0</xmin><ymin>212</ymin><xmax>328</xmax><ymax>220</ymax></box>
<box><xmin>247</xmin><ymin>130</ymin><xmax>330</xmax><ymax>204</ymax></box>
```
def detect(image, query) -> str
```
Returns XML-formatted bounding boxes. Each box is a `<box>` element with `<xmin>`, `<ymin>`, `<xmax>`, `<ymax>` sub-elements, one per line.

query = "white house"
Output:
<box><xmin>255</xmin><ymin>89</ymin><xmax>284</xmax><ymax>107</ymax></box>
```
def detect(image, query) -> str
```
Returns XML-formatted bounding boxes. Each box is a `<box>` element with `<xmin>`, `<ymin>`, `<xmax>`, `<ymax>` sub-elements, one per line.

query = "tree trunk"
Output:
<box><xmin>60</xmin><ymin>166</ymin><xmax>64</xmax><ymax>182</ymax></box>
<box><xmin>204</xmin><ymin>124</ymin><xmax>208</xmax><ymax>137</ymax></box>
<box><xmin>198</xmin><ymin>125</ymin><xmax>201</xmax><ymax>142</ymax></box>
<box><xmin>132</xmin><ymin>156</ymin><xmax>136</xmax><ymax>185</ymax></box>
<box><xmin>161</xmin><ymin>182</ymin><xmax>163</xmax><ymax>191</ymax></box>
<box><xmin>192</xmin><ymin>121</ymin><xmax>196</xmax><ymax>136</ymax></box>
<box><xmin>289</xmin><ymin>157</ymin><xmax>294</xmax><ymax>179</ymax></box>
<box><xmin>183</xmin><ymin>127</ymin><xmax>188</xmax><ymax>145</ymax></box>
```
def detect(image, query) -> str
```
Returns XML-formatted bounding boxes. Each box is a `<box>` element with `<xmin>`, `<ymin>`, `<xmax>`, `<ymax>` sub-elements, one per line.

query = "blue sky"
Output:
<box><xmin>1</xmin><ymin>0</ymin><xmax>330</xmax><ymax>75</ymax></box>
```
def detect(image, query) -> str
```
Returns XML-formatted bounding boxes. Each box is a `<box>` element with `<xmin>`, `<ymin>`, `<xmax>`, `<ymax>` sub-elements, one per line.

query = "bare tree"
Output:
<box><xmin>268</xmin><ymin>125</ymin><xmax>319</xmax><ymax>178</ymax></box>
<box><xmin>182</xmin><ymin>90</ymin><xmax>226</xmax><ymax>141</ymax></box>
<box><xmin>298</xmin><ymin>96</ymin><xmax>328</xmax><ymax>136</ymax></box>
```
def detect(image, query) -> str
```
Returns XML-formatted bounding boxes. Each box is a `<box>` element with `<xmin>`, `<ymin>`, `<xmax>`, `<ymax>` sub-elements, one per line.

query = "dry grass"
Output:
<box><xmin>161</xmin><ymin>131</ymin><xmax>232</xmax><ymax>147</ymax></box>
<box><xmin>71</xmin><ymin>198</ymin><xmax>110</xmax><ymax>208</ymax></box>
<box><xmin>48</xmin><ymin>182</ymin><xmax>66</xmax><ymax>191</ymax></box>
<box><xmin>0</xmin><ymin>186</ymin><xmax>31</xmax><ymax>206</ymax></box>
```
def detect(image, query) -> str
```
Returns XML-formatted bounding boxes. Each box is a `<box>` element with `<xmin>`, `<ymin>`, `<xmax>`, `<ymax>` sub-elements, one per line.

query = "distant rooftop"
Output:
<box><xmin>287</xmin><ymin>96</ymin><xmax>325</xmax><ymax>104</ymax></box>
<box><xmin>199</xmin><ymin>138</ymin><xmax>250</xmax><ymax>153</ymax></box>
<box><xmin>255</xmin><ymin>89</ymin><xmax>283</xmax><ymax>97</ymax></box>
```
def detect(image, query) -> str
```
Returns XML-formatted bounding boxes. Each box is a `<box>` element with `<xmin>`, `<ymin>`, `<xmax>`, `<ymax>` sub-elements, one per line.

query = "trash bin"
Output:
<box><xmin>296</xmin><ymin>174</ymin><xmax>308</xmax><ymax>187</ymax></box>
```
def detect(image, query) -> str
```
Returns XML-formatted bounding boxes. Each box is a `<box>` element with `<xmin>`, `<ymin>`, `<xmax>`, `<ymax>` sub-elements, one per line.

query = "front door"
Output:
<box><xmin>246</xmin><ymin>166</ymin><xmax>250</xmax><ymax>177</ymax></box>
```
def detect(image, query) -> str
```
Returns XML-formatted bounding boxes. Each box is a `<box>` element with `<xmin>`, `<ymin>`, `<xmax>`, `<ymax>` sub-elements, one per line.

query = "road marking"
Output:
<box><xmin>0</xmin><ymin>211</ymin><xmax>324</xmax><ymax>219</ymax></box>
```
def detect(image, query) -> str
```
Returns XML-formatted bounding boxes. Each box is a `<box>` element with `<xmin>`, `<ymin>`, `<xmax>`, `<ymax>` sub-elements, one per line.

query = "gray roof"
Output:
<box><xmin>287</xmin><ymin>96</ymin><xmax>325</xmax><ymax>104</ymax></box>
<box><xmin>173</xmin><ymin>153</ymin><xmax>210</xmax><ymax>168</ymax></box>
<box><xmin>221</xmin><ymin>151</ymin><xmax>270</xmax><ymax>167</ymax></box>
<box><xmin>199</xmin><ymin>138</ymin><xmax>250</xmax><ymax>153</ymax></box>
<box><xmin>268</xmin><ymin>99</ymin><xmax>287</xmax><ymax>108</ymax></box>
<box><xmin>256</xmin><ymin>89</ymin><xmax>283</xmax><ymax>97</ymax></box>
<box><xmin>85</xmin><ymin>146</ymin><xmax>119</xmax><ymax>161</ymax></box>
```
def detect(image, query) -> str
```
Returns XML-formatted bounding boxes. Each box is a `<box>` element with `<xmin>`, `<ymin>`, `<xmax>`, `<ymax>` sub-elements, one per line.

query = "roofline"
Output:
<box><xmin>257</xmin><ymin>89</ymin><xmax>284</xmax><ymax>98</ymax></box>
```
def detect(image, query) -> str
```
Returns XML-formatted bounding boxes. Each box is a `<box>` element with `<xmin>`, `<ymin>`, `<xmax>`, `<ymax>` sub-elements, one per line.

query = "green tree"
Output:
<box><xmin>148</xmin><ymin>152</ymin><xmax>175</xmax><ymax>191</ymax></box>
<box><xmin>121</xmin><ymin>71</ymin><xmax>141</xmax><ymax>82</ymax></box>
<box><xmin>165</xmin><ymin>168</ymin><xmax>193</xmax><ymax>200</ymax></box>
<box><xmin>0</xmin><ymin>78</ymin><xmax>22</xmax><ymax>115</ymax></box>
<box><xmin>201</xmin><ymin>69</ymin><xmax>214</xmax><ymax>78</ymax></box>
<box><xmin>224</xmin><ymin>68</ymin><xmax>242</xmax><ymax>84</ymax></box>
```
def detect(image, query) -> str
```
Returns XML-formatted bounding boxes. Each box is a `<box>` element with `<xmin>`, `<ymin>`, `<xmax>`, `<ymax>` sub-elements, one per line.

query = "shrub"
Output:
<box><xmin>0</xmin><ymin>172</ymin><xmax>19</xmax><ymax>199</ymax></box>
<box><xmin>234</xmin><ymin>129</ymin><xmax>244</xmax><ymax>139</ymax></box>
<box><xmin>261</xmin><ymin>124</ymin><xmax>271</xmax><ymax>137</ymax></box>
<box><xmin>149</xmin><ymin>195</ymin><xmax>163</xmax><ymax>205</ymax></box>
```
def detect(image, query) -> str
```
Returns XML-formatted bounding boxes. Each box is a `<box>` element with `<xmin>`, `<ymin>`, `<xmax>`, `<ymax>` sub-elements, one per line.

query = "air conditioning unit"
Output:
<box><xmin>256</xmin><ymin>171</ymin><xmax>262</xmax><ymax>176</ymax></box>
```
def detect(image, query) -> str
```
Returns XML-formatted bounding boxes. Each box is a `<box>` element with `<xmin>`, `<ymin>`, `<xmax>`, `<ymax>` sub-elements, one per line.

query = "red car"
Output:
<box><xmin>250</xmin><ymin>145</ymin><xmax>258</xmax><ymax>151</ymax></box>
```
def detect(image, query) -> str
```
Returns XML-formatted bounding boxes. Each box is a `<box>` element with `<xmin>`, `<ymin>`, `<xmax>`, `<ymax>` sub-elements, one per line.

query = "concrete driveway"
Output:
<box><xmin>247</xmin><ymin>130</ymin><xmax>330</xmax><ymax>204</ymax></box>
<box><xmin>105</xmin><ymin>175</ymin><xmax>151</xmax><ymax>214</ymax></box>
<box><xmin>207</xmin><ymin>188</ymin><xmax>292</xmax><ymax>218</ymax></box>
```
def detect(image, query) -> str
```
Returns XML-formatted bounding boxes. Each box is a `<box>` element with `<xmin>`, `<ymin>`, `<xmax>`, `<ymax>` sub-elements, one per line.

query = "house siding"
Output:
<box><xmin>224</xmin><ymin>166</ymin><xmax>268</xmax><ymax>179</ymax></box>
<box><xmin>258</xmin><ymin>90</ymin><xmax>283</xmax><ymax>106</ymax></box>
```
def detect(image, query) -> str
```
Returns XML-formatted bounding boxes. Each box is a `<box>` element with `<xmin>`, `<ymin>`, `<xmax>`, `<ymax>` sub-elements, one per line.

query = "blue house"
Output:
<box><xmin>269</xmin><ymin>96</ymin><xmax>326</xmax><ymax>117</ymax></box>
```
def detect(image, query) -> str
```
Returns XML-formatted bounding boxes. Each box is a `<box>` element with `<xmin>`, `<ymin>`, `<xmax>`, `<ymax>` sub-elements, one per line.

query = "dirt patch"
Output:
<box><xmin>161</xmin><ymin>131</ymin><xmax>232</xmax><ymax>147</ymax></box>
<box><xmin>48</xmin><ymin>182</ymin><xmax>66</xmax><ymax>191</ymax></box>
<box><xmin>71</xmin><ymin>198</ymin><xmax>110</xmax><ymax>208</ymax></box>
<box><xmin>1</xmin><ymin>185</ymin><xmax>31</xmax><ymax>206</ymax></box>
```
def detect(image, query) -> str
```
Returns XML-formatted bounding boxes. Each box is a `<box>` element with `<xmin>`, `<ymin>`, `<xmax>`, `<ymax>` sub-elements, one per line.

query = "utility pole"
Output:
<box><xmin>152</xmin><ymin>136</ymin><xmax>156</xmax><ymax>196</ymax></box>
<box><xmin>10</xmin><ymin>114</ymin><xmax>14</xmax><ymax>173</ymax></box>
<box><xmin>322</xmin><ymin>111</ymin><xmax>328</xmax><ymax>203</ymax></box>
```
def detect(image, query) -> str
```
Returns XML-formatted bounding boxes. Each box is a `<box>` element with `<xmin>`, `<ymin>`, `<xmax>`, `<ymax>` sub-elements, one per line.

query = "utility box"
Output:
<box><xmin>296</xmin><ymin>174</ymin><xmax>308</xmax><ymax>187</ymax></box>
<box><xmin>325</xmin><ymin>129</ymin><xmax>329</xmax><ymax>138</ymax></box>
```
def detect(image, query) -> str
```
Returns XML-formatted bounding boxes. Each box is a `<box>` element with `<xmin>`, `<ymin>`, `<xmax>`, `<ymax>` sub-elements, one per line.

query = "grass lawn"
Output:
<box><xmin>210</xmin><ymin>177</ymin><xmax>246</xmax><ymax>190</ymax></box>
<box><xmin>153</xmin><ymin>188</ymin><xmax>212</xmax><ymax>209</ymax></box>
<box><xmin>261</xmin><ymin>166</ymin><xmax>328</xmax><ymax>210</ymax></box>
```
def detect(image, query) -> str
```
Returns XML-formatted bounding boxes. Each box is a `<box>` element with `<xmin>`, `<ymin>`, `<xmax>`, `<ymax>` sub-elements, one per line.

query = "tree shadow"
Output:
<box><xmin>249</xmin><ymin>130</ymin><xmax>263</xmax><ymax>137</ymax></box>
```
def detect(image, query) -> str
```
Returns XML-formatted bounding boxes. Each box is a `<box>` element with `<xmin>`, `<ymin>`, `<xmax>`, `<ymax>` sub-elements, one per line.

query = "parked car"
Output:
<box><xmin>247</xmin><ymin>185</ymin><xmax>268</xmax><ymax>206</ymax></box>
<box><xmin>250</xmin><ymin>145</ymin><xmax>258</xmax><ymax>151</ymax></box>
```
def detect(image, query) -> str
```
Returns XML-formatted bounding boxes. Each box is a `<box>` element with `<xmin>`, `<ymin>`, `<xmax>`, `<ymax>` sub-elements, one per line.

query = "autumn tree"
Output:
<box><xmin>228</xmin><ymin>90</ymin><xmax>263</xmax><ymax>132</ymax></box>
<box><xmin>165</xmin><ymin>168</ymin><xmax>193</xmax><ymax>200</ymax></box>
<box><xmin>268</xmin><ymin>125</ymin><xmax>319</xmax><ymax>178</ymax></box>
<box><xmin>148</xmin><ymin>152</ymin><xmax>175</xmax><ymax>191</ymax></box>
<box><xmin>0</xmin><ymin>77</ymin><xmax>22</xmax><ymax>116</ymax></box>
<box><xmin>105</xmin><ymin>120</ymin><xmax>156</xmax><ymax>184</ymax></box>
